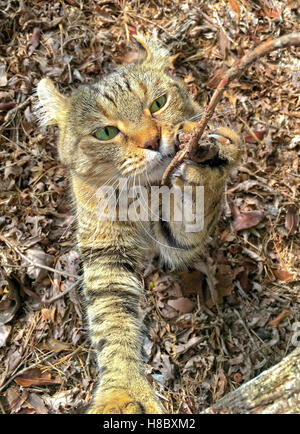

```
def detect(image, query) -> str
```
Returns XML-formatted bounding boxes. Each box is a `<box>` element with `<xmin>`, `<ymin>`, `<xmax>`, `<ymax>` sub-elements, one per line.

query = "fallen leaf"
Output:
<box><xmin>243</xmin><ymin>131</ymin><xmax>265</xmax><ymax>143</ymax></box>
<box><xmin>233</xmin><ymin>210</ymin><xmax>264</xmax><ymax>232</ymax></box>
<box><xmin>219</xmin><ymin>29</ymin><xmax>229</xmax><ymax>59</ymax></box>
<box><xmin>167</xmin><ymin>297</ymin><xmax>195</xmax><ymax>313</ymax></box>
<box><xmin>272</xmin><ymin>269</ymin><xmax>294</xmax><ymax>282</ymax></box>
<box><xmin>268</xmin><ymin>311</ymin><xmax>291</xmax><ymax>327</ymax></box>
<box><xmin>214</xmin><ymin>369</ymin><xmax>227</xmax><ymax>401</ymax></box>
<box><xmin>22</xmin><ymin>246</ymin><xmax>54</xmax><ymax>282</ymax></box>
<box><xmin>0</xmin><ymin>101</ymin><xmax>17</xmax><ymax>111</ymax></box>
<box><xmin>179</xmin><ymin>270</ymin><xmax>204</xmax><ymax>296</ymax></box>
<box><xmin>175</xmin><ymin>336</ymin><xmax>201</xmax><ymax>356</ymax></box>
<box><xmin>207</xmin><ymin>68</ymin><xmax>225</xmax><ymax>89</ymax></box>
<box><xmin>228</xmin><ymin>0</ymin><xmax>241</xmax><ymax>14</ymax></box>
<box><xmin>0</xmin><ymin>62</ymin><xmax>7</xmax><ymax>86</ymax></box>
<box><xmin>6</xmin><ymin>387</ymin><xmax>28</xmax><ymax>413</ymax></box>
<box><xmin>15</xmin><ymin>368</ymin><xmax>59</xmax><ymax>387</ymax></box>
<box><xmin>28</xmin><ymin>27</ymin><xmax>41</xmax><ymax>56</ymax></box>
<box><xmin>45</xmin><ymin>338</ymin><xmax>72</xmax><ymax>353</ymax></box>
<box><xmin>0</xmin><ymin>324</ymin><xmax>11</xmax><ymax>347</ymax></box>
<box><xmin>27</xmin><ymin>393</ymin><xmax>48</xmax><ymax>414</ymax></box>
<box><xmin>285</xmin><ymin>205</ymin><xmax>299</xmax><ymax>236</ymax></box>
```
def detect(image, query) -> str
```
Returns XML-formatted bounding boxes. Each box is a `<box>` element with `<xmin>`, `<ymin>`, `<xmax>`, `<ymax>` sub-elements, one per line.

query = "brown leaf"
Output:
<box><xmin>167</xmin><ymin>297</ymin><xmax>195</xmax><ymax>313</ymax></box>
<box><xmin>285</xmin><ymin>205</ymin><xmax>299</xmax><ymax>235</ymax></box>
<box><xmin>268</xmin><ymin>311</ymin><xmax>291</xmax><ymax>327</ymax></box>
<box><xmin>233</xmin><ymin>210</ymin><xmax>264</xmax><ymax>232</ymax></box>
<box><xmin>0</xmin><ymin>62</ymin><xmax>7</xmax><ymax>86</ymax></box>
<box><xmin>0</xmin><ymin>324</ymin><xmax>11</xmax><ymax>348</ymax></box>
<box><xmin>243</xmin><ymin>131</ymin><xmax>265</xmax><ymax>143</ymax></box>
<box><xmin>175</xmin><ymin>336</ymin><xmax>202</xmax><ymax>356</ymax></box>
<box><xmin>219</xmin><ymin>29</ymin><xmax>230</xmax><ymax>59</ymax></box>
<box><xmin>23</xmin><ymin>246</ymin><xmax>54</xmax><ymax>282</ymax></box>
<box><xmin>207</xmin><ymin>68</ymin><xmax>225</xmax><ymax>89</ymax></box>
<box><xmin>27</xmin><ymin>393</ymin><xmax>48</xmax><ymax>414</ymax></box>
<box><xmin>272</xmin><ymin>269</ymin><xmax>294</xmax><ymax>282</ymax></box>
<box><xmin>15</xmin><ymin>368</ymin><xmax>58</xmax><ymax>387</ymax></box>
<box><xmin>179</xmin><ymin>270</ymin><xmax>204</xmax><ymax>296</ymax></box>
<box><xmin>228</xmin><ymin>0</ymin><xmax>241</xmax><ymax>14</ymax></box>
<box><xmin>28</xmin><ymin>27</ymin><xmax>40</xmax><ymax>56</ymax></box>
<box><xmin>0</xmin><ymin>101</ymin><xmax>17</xmax><ymax>111</ymax></box>
<box><xmin>45</xmin><ymin>338</ymin><xmax>72</xmax><ymax>353</ymax></box>
<box><xmin>214</xmin><ymin>369</ymin><xmax>227</xmax><ymax>401</ymax></box>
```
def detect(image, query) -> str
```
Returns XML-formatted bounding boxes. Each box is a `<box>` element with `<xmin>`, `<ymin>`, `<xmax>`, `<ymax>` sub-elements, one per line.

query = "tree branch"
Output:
<box><xmin>202</xmin><ymin>347</ymin><xmax>300</xmax><ymax>414</ymax></box>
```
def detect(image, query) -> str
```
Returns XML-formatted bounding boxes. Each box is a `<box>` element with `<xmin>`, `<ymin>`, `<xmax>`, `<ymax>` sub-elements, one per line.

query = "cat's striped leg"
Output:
<box><xmin>80</xmin><ymin>244</ymin><xmax>164</xmax><ymax>414</ymax></box>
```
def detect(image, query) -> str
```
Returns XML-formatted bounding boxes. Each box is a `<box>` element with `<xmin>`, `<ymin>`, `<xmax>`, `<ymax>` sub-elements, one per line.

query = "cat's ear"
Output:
<box><xmin>35</xmin><ymin>78</ymin><xmax>68</xmax><ymax>127</ymax></box>
<box><xmin>133</xmin><ymin>33</ymin><xmax>169</xmax><ymax>69</ymax></box>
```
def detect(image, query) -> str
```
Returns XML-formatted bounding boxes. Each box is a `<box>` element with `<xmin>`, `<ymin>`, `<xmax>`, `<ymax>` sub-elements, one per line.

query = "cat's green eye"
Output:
<box><xmin>150</xmin><ymin>95</ymin><xmax>167</xmax><ymax>113</ymax></box>
<box><xmin>94</xmin><ymin>126</ymin><xmax>119</xmax><ymax>141</ymax></box>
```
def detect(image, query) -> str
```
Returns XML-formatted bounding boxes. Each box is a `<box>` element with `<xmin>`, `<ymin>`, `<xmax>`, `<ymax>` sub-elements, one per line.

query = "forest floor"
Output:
<box><xmin>0</xmin><ymin>0</ymin><xmax>299</xmax><ymax>414</ymax></box>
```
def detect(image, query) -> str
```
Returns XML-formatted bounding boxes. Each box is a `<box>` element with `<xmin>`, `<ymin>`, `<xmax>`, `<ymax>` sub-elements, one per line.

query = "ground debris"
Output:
<box><xmin>0</xmin><ymin>0</ymin><xmax>299</xmax><ymax>414</ymax></box>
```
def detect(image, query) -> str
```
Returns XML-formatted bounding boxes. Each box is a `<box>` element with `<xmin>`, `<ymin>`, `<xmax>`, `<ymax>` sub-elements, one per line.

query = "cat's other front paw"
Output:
<box><xmin>88</xmin><ymin>388</ymin><xmax>165</xmax><ymax>414</ymax></box>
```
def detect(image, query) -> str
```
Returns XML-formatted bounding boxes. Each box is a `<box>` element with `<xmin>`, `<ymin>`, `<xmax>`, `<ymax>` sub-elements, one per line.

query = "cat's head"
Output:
<box><xmin>36</xmin><ymin>34</ymin><xmax>200</xmax><ymax>186</ymax></box>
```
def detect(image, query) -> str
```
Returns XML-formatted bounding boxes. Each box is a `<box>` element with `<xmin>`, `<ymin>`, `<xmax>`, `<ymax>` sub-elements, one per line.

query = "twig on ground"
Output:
<box><xmin>42</xmin><ymin>280</ymin><xmax>80</xmax><ymax>305</ymax></box>
<box><xmin>0</xmin><ymin>236</ymin><xmax>79</xmax><ymax>279</ymax></box>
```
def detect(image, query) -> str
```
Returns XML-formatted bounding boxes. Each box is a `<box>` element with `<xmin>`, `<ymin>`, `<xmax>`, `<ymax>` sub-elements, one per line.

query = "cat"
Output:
<box><xmin>36</xmin><ymin>33</ymin><xmax>240</xmax><ymax>414</ymax></box>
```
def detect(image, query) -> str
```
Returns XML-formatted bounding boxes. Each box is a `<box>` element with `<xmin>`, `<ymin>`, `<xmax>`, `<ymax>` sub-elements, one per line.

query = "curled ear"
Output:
<box><xmin>35</xmin><ymin>78</ymin><xmax>68</xmax><ymax>127</ymax></box>
<box><xmin>133</xmin><ymin>33</ymin><xmax>169</xmax><ymax>69</ymax></box>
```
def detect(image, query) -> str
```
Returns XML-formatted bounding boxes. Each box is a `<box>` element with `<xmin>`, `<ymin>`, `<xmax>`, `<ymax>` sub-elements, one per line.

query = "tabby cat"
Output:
<box><xmin>36</xmin><ymin>34</ymin><xmax>240</xmax><ymax>414</ymax></box>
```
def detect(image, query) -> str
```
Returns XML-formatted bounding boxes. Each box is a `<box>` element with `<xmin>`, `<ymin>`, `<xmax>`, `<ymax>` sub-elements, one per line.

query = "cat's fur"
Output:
<box><xmin>36</xmin><ymin>34</ymin><xmax>240</xmax><ymax>414</ymax></box>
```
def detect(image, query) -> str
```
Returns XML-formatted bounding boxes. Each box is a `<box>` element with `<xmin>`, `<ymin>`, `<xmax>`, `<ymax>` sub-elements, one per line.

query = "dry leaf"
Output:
<box><xmin>268</xmin><ymin>311</ymin><xmax>291</xmax><ymax>327</ymax></box>
<box><xmin>179</xmin><ymin>270</ymin><xmax>204</xmax><ymax>296</ymax></box>
<box><xmin>0</xmin><ymin>62</ymin><xmax>7</xmax><ymax>87</ymax></box>
<box><xmin>272</xmin><ymin>269</ymin><xmax>294</xmax><ymax>282</ymax></box>
<box><xmin>175</xmin><ymin>336</ymin><xmax>202</xmax><ymax>356</ymax></box>
<box><xmin>0</xmin><ymin>101</ymin><xmax>17</xmax><ymax>111</ymax></box>
<box><xmin>15</xmin><ymin>368</ymin><xmax>58</xmax><ymax>387</ymax></box>
<box><xmin>0</xmin><ymin>324</ymin><xmax>11</xmax><ymax>347</ymax></box>
<box><xmin>228</xmin><ymin>0</ymin><xmax>241</xmax><ymax>15</ymax></box>
<box><xmin>23</xmin><ymin>246</ymin><xmax>54</xmax><ymax>282</ymax></box>
<box><xmin>219</xmin><ymin>29</ymin><xmax>230</xmax><ymax>59</ymax></box>
<box><xmin>27</xmin><ymin>393</ymin><xmax>48</xmax><ymax>414</ymax></box>
<box><xmin>28</xmin><ymin>27</ymin><xmax>41</xmax><ymax>56</ymax></box>
<box><xmin>285</xmin><ymin>205</ymin><xmax>299</xmax><ymax>236</ymax></box>
<box><xmin>233</xmin><ymin>210</ymin><xmax>264</xmax><ymax>232</ymax></box>
<box><xmin>243</xmin><ymin>130</ymin><xmax>265</xmax><ymax>143</ymax></box>
<box><xmin>167</xmin><ymin>297</ymin><xmax>195</xmax><ymax>313</ymax></box>
<box><xmin>45</xmin><ymin>338</ymin><xmax>72</xmax><ymax>353</ymax></box>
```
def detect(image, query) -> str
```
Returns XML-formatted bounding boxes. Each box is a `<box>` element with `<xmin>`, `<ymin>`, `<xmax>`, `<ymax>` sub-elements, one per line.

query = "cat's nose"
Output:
<box><xmin>142</xmin><ymin>136</ymin><xmax>160</xmax><ymax>151</ymax></box>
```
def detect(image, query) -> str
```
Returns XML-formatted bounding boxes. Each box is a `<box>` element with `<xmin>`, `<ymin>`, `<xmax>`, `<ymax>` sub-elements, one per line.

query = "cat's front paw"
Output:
<box><xmin>172</xmin><ymin>126</ymin><xmax>241</xmax><ymax>187</ymax></box>
<box><xmin>88</xmin><ymin>388</ymin><xmax>165</xmax><ymax>414</ymax></box>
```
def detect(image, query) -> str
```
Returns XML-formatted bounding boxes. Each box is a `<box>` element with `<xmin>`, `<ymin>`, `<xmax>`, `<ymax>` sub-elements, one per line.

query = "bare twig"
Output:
<box><xmin>0</xmin><ymin>236</ymin><xmax>79</xmax><ymax>280</ymax></box>
<box><xmin>161</xmin><ymin>32</ymin><xmax>300</xmax><ymax>185</ymax></box>
<box><xmin>42</xmin><ymin>280</ymin><xmax>80</xmax><ymax>305</ymax></box>
<box><xmin>0</xmin><ymin>97</ymin><xmax>33</xmax><ymax>134</ymax></box>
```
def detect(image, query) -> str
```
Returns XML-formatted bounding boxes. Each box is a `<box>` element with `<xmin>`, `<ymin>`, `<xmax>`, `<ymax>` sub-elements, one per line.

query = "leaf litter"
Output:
<box><xmin>0</xmin><ymin>0</ymin><xmax>299</xmax><ymax>414</ymax></box>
